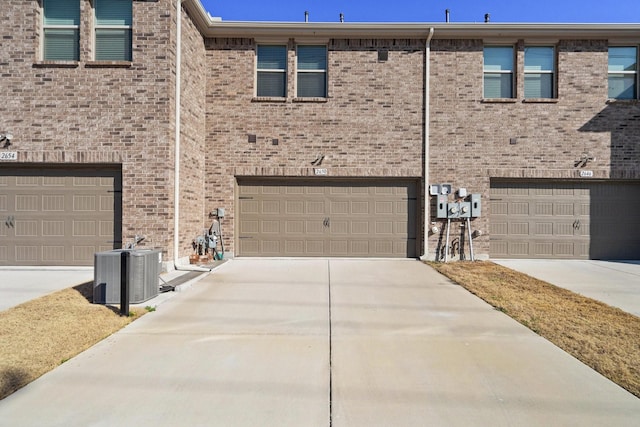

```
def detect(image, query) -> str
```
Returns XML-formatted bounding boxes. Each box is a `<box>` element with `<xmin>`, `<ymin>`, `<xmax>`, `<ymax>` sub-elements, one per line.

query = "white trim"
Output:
<box><xmin>295</xmin><ymin>44</ymin><xmax>328</xmax><ymax>98</ymax></box>
<box><xmin>255</xmin><ymin>44</ymin><xmax>288</xmax><ymax>98</ymax></box>
<box><xmin>523</xmin><ymin>46</ymin><xmax>556</xmax><ymax>98</ymax></box>
<box><xmin>483</xmin><ymin>45</ymin><xmax>516</xmax><ymax>99</ymax></box>
<box><xmin>96</xmin><ymin>24</ymin><xmax>132</xmax><ymax>29</ymax></box>
<box><xmin>608</xmin><ymin>45</ymin><xmax>639</xmax><ymax>100</ymax></box>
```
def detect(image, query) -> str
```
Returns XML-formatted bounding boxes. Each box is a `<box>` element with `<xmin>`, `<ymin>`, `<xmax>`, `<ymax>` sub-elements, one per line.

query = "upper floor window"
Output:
<box><xmin>297</xmin><ymin>45</ymin><xmax>327</xmax><ymax>98</ymax></box>
<box><xmin>524</xmin><ymin>46</ymin><xmax>555</xmax><ymax>99</ymax></box>
<box><xmin>608</xmin><ymin>46</ymin><xmax>637</xmax><ymax>100</ymax></box>
<box><xmin>257</xmin><ymin>45</ymin><xmax>287</xmax><ymax>97</ymax></box>
<box><xmin>483</xmin><ymin>46</ymin><xmax>514</xmax><ymax>99</ymax></box>
<box><xmin>43</xmin><ymin>0</ymin><xmax>80</xmax><ymax>61</ymax></box>
<box><xmin>95</xmin><ymin>0</ymin><xmax>132</xmax><ymax>61</ymax></box>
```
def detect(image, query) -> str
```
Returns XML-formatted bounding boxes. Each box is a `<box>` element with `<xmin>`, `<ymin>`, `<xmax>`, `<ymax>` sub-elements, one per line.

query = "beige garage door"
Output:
<box><xmin>0</xmin><ymin>168</ymin><xmax>122</xmax><ymax>266</ymax></box>
<box><xmin>490</xmin><ymin>180</ymin><xmax>640</xmax><ymax>259</ymax></box>
<box><xmin>237</xmin><ymin>179</ymin><xmax>418</xmax><ymax>257</ymax></box>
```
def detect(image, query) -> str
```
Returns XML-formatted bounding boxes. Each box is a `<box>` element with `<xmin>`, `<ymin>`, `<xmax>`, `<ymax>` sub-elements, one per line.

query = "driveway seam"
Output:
<box><xmin>328</xmin><ymin>259</ymin><xmax>333</xmax><ymax>427</ymax></box>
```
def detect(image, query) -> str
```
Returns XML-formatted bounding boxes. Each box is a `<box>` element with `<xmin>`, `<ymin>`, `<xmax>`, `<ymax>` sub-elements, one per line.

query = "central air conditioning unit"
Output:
<box><xmin>93</xmin><ymin>249</ymin><xmax>161</xmax><ymax>304</ymax></box>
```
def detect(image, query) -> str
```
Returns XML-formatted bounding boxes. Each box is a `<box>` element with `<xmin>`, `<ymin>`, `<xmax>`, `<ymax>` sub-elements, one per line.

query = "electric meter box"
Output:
<box><xmin>471</xmin><ymin>193</ymin><xmax>482</xmax><ymax>217</ymax></box>
<box><xmin>93</xmin><ymin>249</ymin><xmax>161</xmax><ymax>304</ymax></box>
<box><xmin>459</xmin><ymin>201</ymin><xmax>471</xmax><ymax>218</ymax></box>
<box><xmin>447</xmin><ymin>202</ymin><xmax>460</xmax><ymax>219</ymax></box>
<box><xmin>436</xmin><ymin>195</ymin><xmax>448</xmax><ymax>218</ymax></box>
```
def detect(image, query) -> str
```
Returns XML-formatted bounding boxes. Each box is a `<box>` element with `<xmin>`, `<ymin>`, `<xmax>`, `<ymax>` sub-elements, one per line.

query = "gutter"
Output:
<box><xmin>173</xmin><ymin>0</ymin><xmax>211</xmax><ymax>272</ymax></box>
<box><xmin>420</xmin><ymin>27</ymin><xmax>434</xmax><ymax>261</ymax></box>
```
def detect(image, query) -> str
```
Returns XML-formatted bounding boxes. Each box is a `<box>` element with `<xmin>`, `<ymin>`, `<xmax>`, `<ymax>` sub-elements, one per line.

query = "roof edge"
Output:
<box><xmin>183</xmin><ymin>1</ymin><xmax>640</xmax><ymax>40</ymax></box>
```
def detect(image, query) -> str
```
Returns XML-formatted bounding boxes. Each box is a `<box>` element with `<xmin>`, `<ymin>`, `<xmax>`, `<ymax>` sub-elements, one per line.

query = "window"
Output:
<box><xmin>95</xmin><ymin>0</ymin><xmax>132</xmax><ymax>61</ymax></box>
<box><xmin>608</xmin><ymin>46</ymin><xmax>637</xmax><ymax>100</ymax></box>
<box><xmin>524</xmin><ymin>46</ymin><xmax>555</xmax><ymax>98</ymax></box>
<box><xmin>43</xmin><ymin>0</ymin><xmax>80</xmax><ymax>61</ymax></box>
<box><xmin>257</xmin><ymin>46</ymin><xmax>287</xmax><ymax>97</ymax></box>
<box><xmin>297</xmin><ymin>46</ymin><xmax>327</xmax><ymax>98</ymax></box>
<box><xmin>483</xmin><ymin>46</ymin><xmax>514</xmax><ymax>99</ymax></box>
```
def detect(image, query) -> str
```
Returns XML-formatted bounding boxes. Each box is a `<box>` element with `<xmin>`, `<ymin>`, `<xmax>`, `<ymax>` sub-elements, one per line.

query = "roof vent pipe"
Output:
<box><xmin>305</xmin><ymin>11</ymin><xmax>309</xmax><ymax>22</ymax></box>
<box><xmin>340</xmin><ymin>13</ymin><xmax>344</xmax><ymax>23</ymax></box>
<box><xmin>484</xmin><ymin>13</ymin><xmax>490</xmax><ymax>23</ymax></box>
<box><xmin>445</xmin><ymin>9</ymin><xmax>450</xmax><ymax>23</ymax></box>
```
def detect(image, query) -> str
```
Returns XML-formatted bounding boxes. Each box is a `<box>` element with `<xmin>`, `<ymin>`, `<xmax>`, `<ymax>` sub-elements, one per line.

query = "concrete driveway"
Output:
<box><xmin>494</xmin><ymin>259</ymin><xmax>640</xmax><ymax>317</ymax></box>
<box><xmin>0</xmin><ymin>259</ymin><xmax>638</xmax><ymax>426</ymax></box>
<box><xmin>0</xmin><ymin>268</ymin><xmax>93</xmax><ymax>312</ymax></box>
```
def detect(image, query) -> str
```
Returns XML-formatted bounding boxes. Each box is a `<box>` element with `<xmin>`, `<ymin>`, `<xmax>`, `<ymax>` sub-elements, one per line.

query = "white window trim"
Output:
<box><xmin>295</xmin><ymin>45</ymin><xmax>328</xmax><ymax>99</ymax></box>
<box><xmin>483</xmin><ymin>46</ymin><xmax>515</xmax><ymax>99</ymax></box>
<box><xmin>608</xmin><ymin>46</ymin><xmax>639</xmax><ymax>100</ymax></box>
<box><xmin>93</xmin><ymin>0</ymin><xmax>132</xmax><ymax>61</ymax></box>
<box><xmin>523</xmin><ymin>46</ymin><xmax>556</xmax><ymax>99</ymax></box>
<box><xmin>42</xmin><ymin>1</ymin><xmax>79</xmax><ymax>61</ymax></box>
<box><xmin>255</xmin><ymin>45</ymin><xmax>288</xmax><ymax>98</ymax></box>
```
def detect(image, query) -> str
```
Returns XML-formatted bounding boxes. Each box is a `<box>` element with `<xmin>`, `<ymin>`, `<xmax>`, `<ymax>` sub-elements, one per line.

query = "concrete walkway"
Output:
<box><xmin>0</xmin><ymin>268</ymin><xmax>93</xmax><ymax>312</ymax></box>
<box><xmin>494</xmin><ymin>259</ymin><xmax>640</xmax><ymax>317</ymax></box>
<box><xmin>0</xmin><ymin>259</ymin><xmax>638</xmax><ymax>426</ymax></box>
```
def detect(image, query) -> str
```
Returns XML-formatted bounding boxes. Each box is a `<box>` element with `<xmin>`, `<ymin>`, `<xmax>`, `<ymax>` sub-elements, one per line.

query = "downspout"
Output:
<box><xmin>420</xmin><ymin>27</ymin><xmax>435</xmax><ymax>260</ymax></box>
<box><xmin>173</xmin><ymin>0</ymin><xmax>210</xmax><ymax>272</ymax></box>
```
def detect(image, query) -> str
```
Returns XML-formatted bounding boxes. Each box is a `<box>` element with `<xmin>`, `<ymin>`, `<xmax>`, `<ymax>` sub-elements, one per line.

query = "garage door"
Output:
<box><xmin>0</xmin><ymin>168</ymin><xmax>122</xmax><ymax>266</ymax></box>
<box><xmin>490</xmin><ymin>180</ymin><xmax>640</xmax><ymax>259</ymax></box>
<box><xmin>237</xmin><ymin>179</ymin><xmax>418</xmax><ymax>257</ymax></box>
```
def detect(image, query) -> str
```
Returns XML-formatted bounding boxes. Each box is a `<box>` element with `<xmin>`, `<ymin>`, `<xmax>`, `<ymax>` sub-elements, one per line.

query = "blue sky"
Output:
<box><xmin>200</xmin><ymin>0</ymin><xmax>640</xmax><ymax>23</ymax></box>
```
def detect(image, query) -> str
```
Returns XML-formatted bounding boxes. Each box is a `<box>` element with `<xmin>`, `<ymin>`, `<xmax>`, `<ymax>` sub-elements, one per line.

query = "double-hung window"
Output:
<box><xmin>95</xmin><ymin>0</ymin><xmax>132</xmax><ymax>61</ymax></box>
<box><xmin>608</xmin><ymin>46</ymin><xmax>638</xmax><ymax>100</ymax></box>
<box><xmin>483</xmin><ymin>46</ymin><xmax>514</xmax><ymax>99</ymax></box>
<box><xmin>257</xmin><ymin>45</ymin><xmax>287</xmax><ymax>97</ymax></box>
<box><xmin>297</xmin><ymin>45</ymin><xmax>327</xmax><ymax>98</ymax></box>
<box><xmin>524</xmin><ymin>46</ymin><xmax>555</xmax><ymax>99</ymax></box>
<box><xmin>43</xmin><ymin>0</ymin><xmax>80</xmax><ymax>61</ymax></box>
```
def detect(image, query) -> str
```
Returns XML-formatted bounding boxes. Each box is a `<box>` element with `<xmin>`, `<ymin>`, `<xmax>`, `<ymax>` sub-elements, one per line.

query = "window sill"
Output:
<box><xmin>293</xmin><ymin>97</ymin><xmax>328</xmax><ymax>103</ymax></box>
<box><xmin>522</xmin><ymin>98</ymin><xmax>559</xmax><ymax>103</ymax></box>
<box><xmin>606</xmin><ymin>98</ymin><xmax>640</xmax><ymax>104</ymax></box>
<box><xmin>33</xmin><ymin>61</ymin><xmax>79</xmax><ymax>68</ymax></box>
<box><xmin>85</xmin><ymin>61</ymin><xmax>132</xmax><ymax>68</ymax></box>
<box><xmin>252</xmin><ymin>96</ymin><xmax>287</xmax><ymax>103</ymax></box>
<box><xmin>481</xmin><ymin>98</ymin><xmax>517</xmax><ymax>103</ymax></box>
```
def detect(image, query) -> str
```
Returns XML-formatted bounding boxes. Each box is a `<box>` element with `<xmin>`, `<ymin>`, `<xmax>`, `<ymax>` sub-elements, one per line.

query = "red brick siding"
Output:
<box><xmin>204</xmin><ymin>38</ymin><xmax>426</xmax><ymax>255</ymax></box>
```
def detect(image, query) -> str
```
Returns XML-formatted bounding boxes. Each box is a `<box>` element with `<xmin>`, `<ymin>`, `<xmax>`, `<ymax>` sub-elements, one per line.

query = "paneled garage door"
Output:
<box><xmin>490</xmin><ymin>180</ymin><xmax>640</xmax><ymax>259</ymax></box>
<box><xmin>237</xmin><ymin>179</ymin><xmax>418</xmax><ymax>257</ymax></box>
<box><xmin>0</xmin><ymin>167</ymin><xmax>122</xmax><ymax>266</ymax></box>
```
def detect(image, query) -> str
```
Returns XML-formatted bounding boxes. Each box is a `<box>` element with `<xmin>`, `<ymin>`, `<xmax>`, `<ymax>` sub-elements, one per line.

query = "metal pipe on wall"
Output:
<box><xmin>421</xmin><ymin>27</ymin><xmax>435</xmax><ymax>260</ymax></box>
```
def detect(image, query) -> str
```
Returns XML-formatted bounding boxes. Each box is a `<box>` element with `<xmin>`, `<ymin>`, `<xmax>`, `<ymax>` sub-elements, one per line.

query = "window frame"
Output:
<box><xmin>523</xmin><ymin>46</ymin><xmax>556</xmax><ymax>99</ymax></box>
<box><xmin>608</xmin><ymin>46</ymin><xmax>638</xmax><ymax>100</ymax></box>
<box><xmin>42</xmin><ymin>0</ymin><xmax>80</xmax><ymax>61</ymax></box>
<box><xmin>296</xmin><ymin>45</ymin><xmax>328</xmax><ymax>99</ymax></box>
<box><xmin>94</xmin><ymin>0</ymin><xmax>133</xmax><ymax>62</ymax></box>
<box><xmin>483</xmin><ymin>45</ymin><xmax>515</xmax><ymax>99</ymax></box>
<box><xmin>256</xmin><ymin>45</ymin><xmax>288</xmax><ymax>98</ymax></box>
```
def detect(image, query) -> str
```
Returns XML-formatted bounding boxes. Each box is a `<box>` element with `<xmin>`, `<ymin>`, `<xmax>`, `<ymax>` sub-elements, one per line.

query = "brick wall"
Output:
<box><xmin>0</xmin><ymin>0</ymin><xmax>181</xmax><ymax>261</ymax></box>
<box><xmin>204</xmin><ymin>38</ymin><xmax>427</xmax><ymax>255</ymax></box>
<box><xmin>4</xmin><ymin>2</ymin><xmax>640</xmax><ymax>263</ymax></box>
<box><xmin>179</xmin><ymin>4</ymin><xmax>207</xmax><ymax>259</ymax></box>
<box><xmin>429</xmin><ymin>38</ymin><xmax>640</xmax><ymax>259</ymax></box>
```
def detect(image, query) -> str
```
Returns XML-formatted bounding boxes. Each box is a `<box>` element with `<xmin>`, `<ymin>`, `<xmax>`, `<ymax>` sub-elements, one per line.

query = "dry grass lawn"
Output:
<box><xmin>429</xmin><ymin>261</ymin><xmax>640</xmax><ymax>398</ymax></box>
<box><xmin>0</xmin><ymin>282</ymin><xmax>143</xmax><ymax>400</ymax></box>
